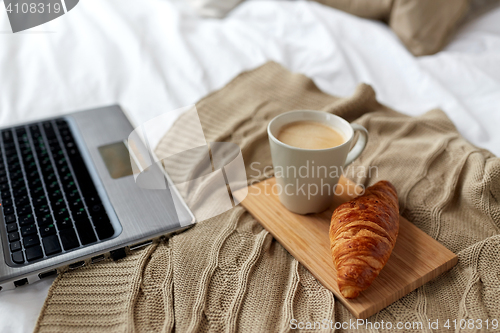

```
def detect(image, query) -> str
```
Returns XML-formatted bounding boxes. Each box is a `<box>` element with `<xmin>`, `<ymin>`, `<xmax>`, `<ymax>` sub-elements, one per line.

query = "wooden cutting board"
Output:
<box><xmin>233</xmin><ymin>177</ymin><xmax>458</xmax><ymax>319</ymax></box>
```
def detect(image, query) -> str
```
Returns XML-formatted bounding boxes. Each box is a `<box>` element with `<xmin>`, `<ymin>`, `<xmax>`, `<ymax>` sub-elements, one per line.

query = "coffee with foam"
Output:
<box><xmin>277</xmin><ymin>121</ymin><xmax>345</xmax><ymax>150</ymax></box>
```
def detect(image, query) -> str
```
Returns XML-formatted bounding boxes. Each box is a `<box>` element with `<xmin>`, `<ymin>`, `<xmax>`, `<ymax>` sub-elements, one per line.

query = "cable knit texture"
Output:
<box><xmin>34</xmin><ymin>62</ymin><xmax>500</xmax><ymax>332</ymax></box>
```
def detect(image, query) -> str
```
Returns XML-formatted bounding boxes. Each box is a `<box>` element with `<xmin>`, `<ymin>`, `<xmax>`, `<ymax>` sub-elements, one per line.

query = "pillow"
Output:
<box><xmin>389</xmin><ymin>0</ymin><xmax>470</xmax><ymax>56</ymax></box>
<box><xmin>313</xmin><ymin>0</ymin><xmax>393</xmax><ymax>21</ymax></box>
<box><xmin>462</xmin><ymin>0</ymin><xmax>500</xmax><ymax>23</ymax></box>
<box><xmin>313</xmin><ymin>0</ymin><xmax>470</xmax><ymax>56</ymax></box>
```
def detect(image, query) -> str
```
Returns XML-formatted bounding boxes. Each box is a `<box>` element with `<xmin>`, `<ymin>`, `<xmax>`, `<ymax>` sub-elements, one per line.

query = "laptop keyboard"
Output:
<box><xmin>0</xmin><ymin>118</ymin><xmax>115</xmax><ymax>265</ymax></box>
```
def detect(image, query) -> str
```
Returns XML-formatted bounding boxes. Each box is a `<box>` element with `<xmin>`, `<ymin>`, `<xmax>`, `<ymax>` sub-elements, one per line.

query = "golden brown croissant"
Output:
<box><xmin>329</xmin><ymin>180</ymin><xmax>399</xmax><ymax>299</ymax></box>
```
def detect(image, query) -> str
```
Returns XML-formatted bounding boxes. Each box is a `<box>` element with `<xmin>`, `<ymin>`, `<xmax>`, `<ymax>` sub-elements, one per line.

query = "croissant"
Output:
<box><xmin>329</xmin><ymin>180</ymin><xmax>399</xmax><ymax>299</ymax></box>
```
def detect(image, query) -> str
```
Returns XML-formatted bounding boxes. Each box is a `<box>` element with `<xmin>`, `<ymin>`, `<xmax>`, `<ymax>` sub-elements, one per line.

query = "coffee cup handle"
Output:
<box><xmin>344</xmin><ymin>124</ymin><xmax>368</xmax><ymax>166</ymax></box>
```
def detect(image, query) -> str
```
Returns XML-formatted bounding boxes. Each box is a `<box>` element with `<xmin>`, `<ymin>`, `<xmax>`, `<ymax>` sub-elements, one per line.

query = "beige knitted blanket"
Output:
<box><xmin>35</xmin><ymin>62</ymin><xmax>500</xmax><ymax>332</ymax></box>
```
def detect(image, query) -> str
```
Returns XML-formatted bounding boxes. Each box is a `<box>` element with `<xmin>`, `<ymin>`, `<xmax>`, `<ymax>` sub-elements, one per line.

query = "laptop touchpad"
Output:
<box><xmin>98</xmin><ymin>141</ymin><xmax>134</xmax><ymax>179</ymax></box>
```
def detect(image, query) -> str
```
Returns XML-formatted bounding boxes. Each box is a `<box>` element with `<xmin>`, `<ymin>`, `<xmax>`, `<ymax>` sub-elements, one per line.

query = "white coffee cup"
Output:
<box><xmin>268</xmin><ymin>110</ymin><xmax>368</xmax><ymax>214</ymax></box>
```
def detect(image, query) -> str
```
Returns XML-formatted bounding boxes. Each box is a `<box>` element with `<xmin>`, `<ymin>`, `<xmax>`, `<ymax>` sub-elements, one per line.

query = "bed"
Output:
<box><xmin>0</xmin><ymin>0</ymin><xmax>499</xmax><ymax>331</ymax></box>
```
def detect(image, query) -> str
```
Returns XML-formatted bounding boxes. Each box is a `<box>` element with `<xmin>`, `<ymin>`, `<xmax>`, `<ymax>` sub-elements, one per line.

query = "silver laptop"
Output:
<box><xmin>0</xmin><ymin>105</ymin><xmax>195</xmax><ymax>290</ymax></box>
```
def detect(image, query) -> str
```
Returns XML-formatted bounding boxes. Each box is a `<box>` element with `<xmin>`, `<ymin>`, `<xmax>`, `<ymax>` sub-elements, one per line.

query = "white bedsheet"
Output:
<box><xmin>0</xmin><ymin>0</ymin><xmax>499</xmax><ymax>331</ymax></box>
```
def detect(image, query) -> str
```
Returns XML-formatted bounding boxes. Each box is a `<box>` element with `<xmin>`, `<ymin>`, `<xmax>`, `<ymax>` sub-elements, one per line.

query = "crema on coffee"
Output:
<box><xmin>277</xmin><ymin>121</ymin><xmax>345</xmax><ymax>150</ymax></box>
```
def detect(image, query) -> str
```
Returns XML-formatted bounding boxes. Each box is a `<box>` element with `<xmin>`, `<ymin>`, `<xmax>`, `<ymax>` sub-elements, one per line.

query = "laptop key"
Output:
<box><xmin>69</xmin><ymin>199</ymin><xmax>84</xmax><ymax>210</ymax></box>
<box><xmin>42</xmin><ymin>235</ymin><xmax>62</xmax><ymax>256</ymax></box>
<box><xmin>11</xmin><ymin>181</ymin><xmax>25</xmax><ymax>190</ymax></box>
<box><xmin>23</xmin><ymin>234</ymin><xmax>40</xmax><ymax>248</ymax></box>
<box><xmin>27</xmin><ymin>171</ymin><xmax>39</xmax><ymax>181</ymax></box>
<box><xmin>93</xmin><ymin>215</ymin><xmax>114</xmax><ymax>240</ymax></box>
<box><xmin>58</xmin><ymin>164</ymin><xmax>69</xmax><ymax>173</ymax></box>
<box><xmin>44</xmin><ymin>173</ymin><xmax>57</xmax><ymax>182</ymax></box>
<box><xmin>1</xmin><ymin>191</ymin><xmax>11</xmax><ymax>200</ymax></box>
<box><xmin>4</xmin><ymin>214</ymin><xmax>16</xmax><ymax>224</ymax></box>
<box><xmin>21</xmin><ymin>224</ymin><xmax>37</xmax><ymax>237</ymax></box>
<box><xmin>3</xmin><ymin>205</ymin><xmax>14</xmax><ymax>215</ymax></box>
<box><xmin>26</xmin><ymin>245</ymin><xmax>43</xmax><ymax>261</ymax></box>
<box><xmin>30</xmin><ymin>186</ymin><xmax>44</xmax><ymax>196</ymax></box>
<box><xmin>39</xmin><ymin>224</ymin><xmax>56</xmax><ymax>237</ymax></box>
<box><xmin>11</xmin><ymin>179</ymin><xmax>24</xmax><ymax>189</ymax></box>
<box><xmin>16</xmin><ymin>128</ymin><xmax>27</xmax><ymax>136</ymax></box>
<box><xmin>19</xmin><ymin>214</ymin><xmax>35</xmax><ymax>226</ymax></box>
<box><xmin>43</xmin><ymin>123</ymin><xmax>56</xmax><ymax>138</ymax></box>
<box><xmin>35</xmin><ymin>204</ymin><xmax>51</xmax><ymax>216</ymax></box>
<box><xmin>58</xmin><ymin>128</ymin><xmax>71</xmax><ymax>136</ymax></box>
<box><xmin>8</xmin><ymin>162</ymin><xmax>20</xmax><ymax>171</ymax></box>
<box><xmin>72</xmin><ymin>207</ymin><xmax>87</xmax><ymax>219</ymax></box>
<box><xmin>49</xmin><ymin>189</ymin><xmax>62</xmax><ymax>200</ymax></box>
<box><xmin>55</xmin><ymin>209</ymin><xmax>70</xmax><ymax>222</ymax></box>
<box><xmin>10</xmin><ymin>241</ymin><xmax>21</xmax><ymax>252</ymax></box>
<box><xmin>59</xmin><ymin>229</ymin><xmax>79</xmax><ymax>250</ymax></box>
<box><xmin>15</xmin><ymin>195</ymin><xmax>29</xmax><ymax>206</ymax></box>
<box><xmin>1</xmin><ymin>196</ymin><xmax>12</xmax><ymax>205</ymax></box>
<box><xmin>47</xmin><ymin>181</ymin><xmax>59</xmax><ymax>190</ymax></box>
<box><xmin>56</xmin><ymin>217</ymin><xmax>72</xmax><ymax>230</ymax></box>
<box><xmin>61</xmin><ymin>172</ymin><xmax>72</xmax><ymax>182</ymax></box>
<box><xmin>38</xmin><ymin>214</ymin><xmax>53</xmax><ymax>226</ymax></box>
<box><xmin>7</xmin><ymin>156</ymin><xmax>19</xmax><ymax>164</ymax></box>
<box><xmin>23</xmin><ymin>155</ymin><xmax>34</xmax><ymax>164</ymax></box>
<box><xmin>9</xmin><ymin>170</ymin><xmax>22</xmax><ymax>179</ymax></box>
<box><xmin>25</xmin><ymin>162</ymin><xmax>37</xmax><ymax>171</ymax></box>
<box><xmin>18</xmin><ymin>143</ymin><xmax>30</xmax><ymax>150</ymax></box>
<box><xmin>2</xmin><ymin>130</ymin><xmax>12</xmax><ymax>141</ymax></box>
<box><xmin>13</xmin><ymin>188</ymin><xmax>28</xmax><ymax>198</ymax></box>
<box><xmin>52</xmin><ymin>198</ymin><xmax>65</xmax><ymax>209</ymax></box>
<box><xmin>74</xmin><ymin>218</ymin><xmax>97</xmax><ymax>245</ymax></box>
<box><xmin>42</xmin><ymin>164</ymin><xmax>54</xmax><ymax>174</ymax></box>
<box><xmin>2</xmin><ymin>143</ymin><xmax>13</xmax><ymax>151</ymax></box>
<box><xmin>66</xmin><ymin>189</ymin><xmax>79</xmax><ymax>200</ymax></box>
<box><xmin>56</xmin><ymin>119</ymin><xmax>68</xmax><ymax>127</ymax></box>
<box><xmin>17</xmin><ymin>205</ymin><xmax>32</xmax><ymax>217</ymax></box>
<box><xmin>33</xmin><ymin>196</ymin><xmax>48</xmax><ymax>206</ymax></box>
<box><xmin>8</xmin><ymin>232</ymin><xmax>20</xmax><ymax>242</ymax></box>
<box><xmin>12</xmin><ymin>251</ymin><xmax>24</xmax><ymax>264</ymax></box>
<box><xmin>7</xmin><ymin>223</ymin><xmax>17</xmax><ymax>233</ymax></box>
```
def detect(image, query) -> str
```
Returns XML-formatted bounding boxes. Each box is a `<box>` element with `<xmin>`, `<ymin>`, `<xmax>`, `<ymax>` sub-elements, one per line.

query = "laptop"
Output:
<box><xmin>0</xmin><ymin>105</ymin><xmax>195</xmax><ymax>290</ymax></box>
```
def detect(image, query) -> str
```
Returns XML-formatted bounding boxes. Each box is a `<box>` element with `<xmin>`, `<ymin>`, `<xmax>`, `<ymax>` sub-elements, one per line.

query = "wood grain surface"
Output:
<box><xmin>233</xmin><ymin>177</ymin><xmax>458</xmax><ymax>319</ymax></box>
